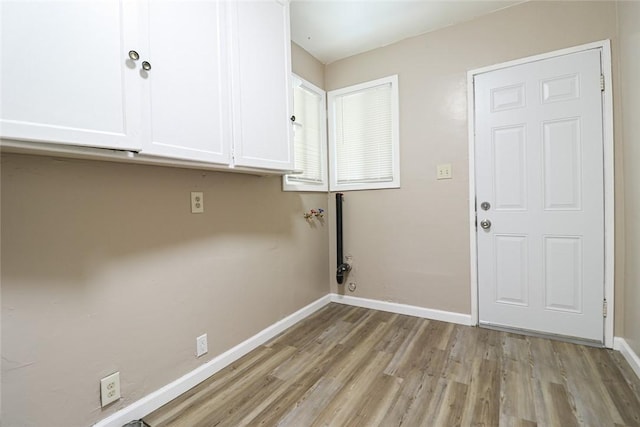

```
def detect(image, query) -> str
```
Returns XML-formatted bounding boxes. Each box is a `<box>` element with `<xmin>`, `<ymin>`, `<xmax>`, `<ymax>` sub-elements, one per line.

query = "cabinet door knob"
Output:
<box><xmin>290</xmin><ymin>115</ymin><xmax>296</xmax><ymax>122</ymax></box>
<box><xmin>128</xmin><ymin>50</ymin><xmax>140</xmax><ymax>61</ymax></box>
<box><xmin>142</xmin><ymin>61</ymin><xmax>152</xmax><ymax>71</ymax></box>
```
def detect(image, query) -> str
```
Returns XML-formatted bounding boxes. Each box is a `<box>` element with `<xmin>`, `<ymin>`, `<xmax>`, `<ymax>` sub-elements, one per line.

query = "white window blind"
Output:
<box><xmin>329</xmin><ymin>75</ymin><xmax>400</xmax><ymax>191</ymax></box>
<box><xmin>283</xmin><ymin>75</ymin><xmax>327</xmax><ymax>191</ymax></box>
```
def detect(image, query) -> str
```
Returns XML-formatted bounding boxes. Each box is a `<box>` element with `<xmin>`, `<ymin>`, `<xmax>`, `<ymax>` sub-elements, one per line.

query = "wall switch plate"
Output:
<box><xmin>437</xmin><ymin>163</ymin><xmax>452</xmax><ymax>180</ymax></box>
<box><xmin>100</xmin><ymin>372</ymin><xmax>121</xmax><ymax>407</ymax></box>
<box><xmin>196</xmin><ymin>334</ymin><xmax>208</xmax><ymax>357</ymax></box>
<box><xmin>191</xmin><ymin>192</ymin><xmax>204</xmax><ymax>213</ymax></box>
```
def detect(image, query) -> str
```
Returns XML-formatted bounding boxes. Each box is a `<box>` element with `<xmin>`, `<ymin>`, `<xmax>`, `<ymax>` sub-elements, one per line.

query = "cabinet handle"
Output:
<box><xmin>142</xmin><ymin>61</ymin><xmax>152</xmax><ymax>71</ymax></box>
<box><xmin>128</xmin><ymin>50</ymin><xmax>140</xmax><ymax>61</ymax></box>
<box><xmin>290</xmin><ymin>115</ymin><xmax>296</xmax><ymax>122</ymax></box>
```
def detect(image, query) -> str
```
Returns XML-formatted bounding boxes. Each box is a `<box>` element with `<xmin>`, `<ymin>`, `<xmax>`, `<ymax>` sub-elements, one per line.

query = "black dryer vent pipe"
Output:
<box><xmin>336</xmin><ymin>193</ymin><xmax>351</xmax><ymax>284</ymax></box>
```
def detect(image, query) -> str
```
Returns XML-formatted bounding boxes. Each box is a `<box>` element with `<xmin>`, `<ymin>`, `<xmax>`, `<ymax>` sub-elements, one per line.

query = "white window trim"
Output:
<box><xmin>328</xmin><ymin>74</ymin><xmax>400</xmax><ymax>192</ymax></box>
<box><xmin>283</xmin><ymin>74</ymin><xmax>328</xmax><ymax>192</ymax></box>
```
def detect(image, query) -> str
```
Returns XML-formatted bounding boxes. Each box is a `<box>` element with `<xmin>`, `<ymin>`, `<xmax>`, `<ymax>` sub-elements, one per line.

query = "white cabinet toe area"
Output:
<box><xmin>0</xmin><ymin>0</ymin><xmax>294</xmax><ymax>173</ymax></box>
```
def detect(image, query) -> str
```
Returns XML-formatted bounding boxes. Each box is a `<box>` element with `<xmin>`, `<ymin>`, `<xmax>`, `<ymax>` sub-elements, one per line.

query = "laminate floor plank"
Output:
<box><xmin>374</xmin><ymin>314</ymin><xmax>416</xmax><ymax>353</ymax></box>
<box><xmin>377</xmin><ymin>368</ymin><xmax>432</xmax><ymax>426</ymax></box>
<box><xmin>567</xmin><ymin>373</ymin><xmax>624</xmax><ymax>426</ymax></box>
<box><xmin>545</xmin><ymin>382</ymin><xmax>580</xmax><ymax>427</ymax></box>
<box><xmin>144</xmin><ymin>303</ymin><xmax>640</xmax><ymax>427</ymax></box>
<box><xmin>499</xmin><ymin>359</ymin><xmax>537</xmax><ymax>423</ymax></box>
<box><xmin>432</xmin><ymin>380</ymin><xmax>468</xmax><ymax>427</ymax></box>
<box><xmin>143</xmin><ymin>344</ymin><xmax>281</xmax><ymax>426</ymax></box>
<box><xmin>341</xmin><ymin>373</ymin><xmax>403</xmax><ymax>427</ymax></box>
<box><xmin>241</xmin><ymin>343</ymin><xmax>357</xmax><ymax>426</ymax></box>
<box><xmin>460</xmin><ymin>358</ymin><xmax>501</xmax><ymax>426</ymax></box>
<box><xmin>308</xmin><ymin>351</ymin><xmax>395</xmax><ymax>426</ymax></box>
<box><xmin>178</xmin><ymin>346</ymin><xmax>297</xmax><ymax>427</ymax></box>
<box><xmin>383</xmin><ymin>319</ymin><xmax>430</xmax><ymax>377</ymax></box>
<box><xmin>412</xmin><ymin>377</ymin><xmax>448</xmax><ymax>427</ymax></box>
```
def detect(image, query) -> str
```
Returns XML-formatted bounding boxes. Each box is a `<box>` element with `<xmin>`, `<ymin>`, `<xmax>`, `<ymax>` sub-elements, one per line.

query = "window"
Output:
<box><xmin>283</xmin><ymin>75</ymin><xmax>328</xmax><ymax>192</ymax></box>
<box><xmin>328</xmin><ymin>75</ymin><xmax>400</xmax><ymax>191</ymax></box>
<box><xmin>284</xmin><ymin>74</ymin><xmax>400</xmax><ymax>193</ymax></box>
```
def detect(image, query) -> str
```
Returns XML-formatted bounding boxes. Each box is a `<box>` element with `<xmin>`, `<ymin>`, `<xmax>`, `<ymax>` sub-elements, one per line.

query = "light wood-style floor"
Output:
<box><xmin>144</xmin><ymin>303</ymin><xmax>640</xmax><ymax>427</ymax></box>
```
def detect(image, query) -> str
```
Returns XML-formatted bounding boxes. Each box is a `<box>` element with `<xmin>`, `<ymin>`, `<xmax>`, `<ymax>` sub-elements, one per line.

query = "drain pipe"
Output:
<box><xmin>336</xmin><ymin>193</ymin><xmax>351</xmax><ymax>284</ymax></box>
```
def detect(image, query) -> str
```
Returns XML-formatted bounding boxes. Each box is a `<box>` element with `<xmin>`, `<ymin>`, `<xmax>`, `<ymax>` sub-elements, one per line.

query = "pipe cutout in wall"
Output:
<box><xmin>336</xmin><ymin>193</ymin><xmax>351</xmax><ymax>284</ymax></box>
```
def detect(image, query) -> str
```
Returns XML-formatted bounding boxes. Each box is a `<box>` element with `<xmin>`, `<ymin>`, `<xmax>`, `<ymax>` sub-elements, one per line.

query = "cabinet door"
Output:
<box><xmin>0</xmin><ymin>0</ymin><xmax>142</xmax><ymax>150</ymax></box>
<box><xmin>141</xmin><ymin>0</ymin><xmax>231</xmax><ymax>164</ymax></box>
<box><xmin>229</xmin><ymin>0</ymin><xmax>294</xmax><ymax>171</ymax></box>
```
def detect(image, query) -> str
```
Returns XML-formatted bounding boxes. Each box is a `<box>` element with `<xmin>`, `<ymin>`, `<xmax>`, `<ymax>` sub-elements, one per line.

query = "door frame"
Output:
<box><xmin>467</xmin><ymin>40</ymin><xmax>615</xmax><ymax>348</ymax></box>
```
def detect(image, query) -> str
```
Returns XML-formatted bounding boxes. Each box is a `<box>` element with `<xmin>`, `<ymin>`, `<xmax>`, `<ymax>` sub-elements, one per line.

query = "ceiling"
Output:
<box><xmin>290</xmin><ymin>0</ymin><xmax>525</xmax><ymax>64</ymax></box>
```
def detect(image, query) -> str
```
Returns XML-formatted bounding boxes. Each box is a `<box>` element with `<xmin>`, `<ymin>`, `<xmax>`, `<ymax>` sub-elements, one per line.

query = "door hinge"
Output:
<box><xmin>603</xmin><ymin>299</ymin><xmax>608</xmax><ymax>317</ymax></box>
<box><xmin>600</xmin><ymin>74</ymin><xmax>605</xmax><ymax>92</ymax></box>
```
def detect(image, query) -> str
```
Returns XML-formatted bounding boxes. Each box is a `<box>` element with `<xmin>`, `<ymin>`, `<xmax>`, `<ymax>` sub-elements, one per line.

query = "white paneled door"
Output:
<box><xmin>475</xmin><ymin>49</ymin><xmax>604</xmax><ymax>343</ymax></box>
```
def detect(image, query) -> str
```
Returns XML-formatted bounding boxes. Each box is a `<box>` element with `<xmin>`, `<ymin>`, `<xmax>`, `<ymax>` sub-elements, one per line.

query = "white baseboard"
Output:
<box><xmin>94</xmin><ymin>293</ymin><xmax>472</xmax><ymax>426</ymax></box>
<box><xmin>330</xmin><ymin>293</ymin><xmax>473</xmax><ymax>326</ymax></box>
<box><xmin>614</xmin><ymin>336</ymin><xmax>640</xmax><ymax>380</ymax></box>
<box><xmin>93</xmin><ymin>294</ymin><xmax>332</xmax><ymax>427</ymax></box>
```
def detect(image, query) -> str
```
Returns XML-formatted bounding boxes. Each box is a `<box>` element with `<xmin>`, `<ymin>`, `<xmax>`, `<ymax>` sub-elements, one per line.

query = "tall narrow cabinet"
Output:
<box><xmin>228</xmin><ymin>0</ymin><xmax>294</xmax><ymax>170</ymax></box>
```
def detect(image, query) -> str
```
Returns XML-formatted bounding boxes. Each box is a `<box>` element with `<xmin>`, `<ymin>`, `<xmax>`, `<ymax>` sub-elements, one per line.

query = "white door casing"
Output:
<box><xmin>473</xmin><ymin>48</ymin><xmax>606</xmax><ymax>343</ymax></box>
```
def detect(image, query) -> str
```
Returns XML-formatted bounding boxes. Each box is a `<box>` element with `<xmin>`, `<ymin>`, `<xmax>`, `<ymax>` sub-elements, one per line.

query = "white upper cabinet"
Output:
<box><xmin>228</xmin><ymin>0</ymin><xmax>294</xmax><ymax>171</ymax></box>
<box><xmin>141</xmin><ymin>1</ymin><xmax>231</xmax><ymax>164</ymax></box>
<box><xmin>1</xmin><ymin>0</ymin><xmax>293</xmax><ymax>172</ymax></box>
<box><xmin>0</xmin><ymin>0</ymin><xmax>142</xmax><ymax>150</ymax></box>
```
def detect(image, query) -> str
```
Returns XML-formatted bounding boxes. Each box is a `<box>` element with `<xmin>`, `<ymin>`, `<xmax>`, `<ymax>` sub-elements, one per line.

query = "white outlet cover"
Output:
<box><xmin>191</xmin><ymin>191</ymin><xmax>204</xmax><ymax>214</ymax></box>
<box><xmin>437</xmin><ymin>163</ymin><xmax>453</xmax><ymax>180</ymax></box>
<box><xmin>196</xmin><ymin>333</ymin><xmax>208</xmax><ymax>357</ymax></box>
<box><xmin>100</xmin><ymin>371</ymin><xmax>121</xmax><ymax>407</ymax></box>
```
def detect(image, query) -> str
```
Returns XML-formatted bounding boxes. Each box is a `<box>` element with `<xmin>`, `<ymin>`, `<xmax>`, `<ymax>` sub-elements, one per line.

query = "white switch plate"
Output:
<box><xmin>100</xmin><ymin>371</ymin><xmax>121</xmax><ymax>407</ymax></box>
<box><xmin>437</xmin><ymin>163</ymin><xmax>452</xmax><ymax>180</ymax></box>
<box><xmin>191</xmin><ymin>192</ymin><xmax>204</xmax><ymax>213</ymax></box>
<box><xmin>196</xmin><ymin>333</ymin><xmax>208</xmax><ymax>357</ymax></box>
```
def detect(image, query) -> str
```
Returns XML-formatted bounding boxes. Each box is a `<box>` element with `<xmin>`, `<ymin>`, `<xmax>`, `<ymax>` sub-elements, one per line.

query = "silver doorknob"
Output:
<box><xmin>128</xmin><ymin>50</ymin><xmax>140</xmax><ymax>61</ymax></box>
<box><xmin>142</xmin><ymin>61</ymin><xmax>152</xmax><ymax>71</ymax></box>
<box><xmin>480</xmin><ymin>219</ymin><xmax>492</xmax><ymax>230</ymax></box>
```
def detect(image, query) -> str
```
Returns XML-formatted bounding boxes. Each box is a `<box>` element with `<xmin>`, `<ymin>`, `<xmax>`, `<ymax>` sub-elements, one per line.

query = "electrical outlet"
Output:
<box><xmin>437</xmin><ymin>163</ymin><xmax>452</xmax><ymax>180</ymax></box>
<box><xmin>100</xmin><ymin>372</ymin><xmax>121</xmax><ymax>407</ymax></box>
<box><xmin>196</xmin><ymin>334</ymin><xmax>208</xmax><ymax>357</ymax></box>
<box><xmin>191</xmin><ymin>192</ymin><xmax>204</xmax><ymax>213</ymax></box>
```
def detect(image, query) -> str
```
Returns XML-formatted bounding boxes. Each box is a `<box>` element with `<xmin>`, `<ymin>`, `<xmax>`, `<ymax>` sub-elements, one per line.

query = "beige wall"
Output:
<box><xmin>325</xmin><ymin>1</ymin><xmax>625</xmax><ymax>331</ymax></box>
<box><xmin>292</xmin><ymin>42</ymin><xmax>325</xmax><ymax>89</ymax></box>
<box><xmin>618</xmin><ymin>1</ymin><xmax>640</xmax><ymax>355</ymax></box>
<box><xmin>1</xmin><ymin>49</ymin><xmax>327</xmax><ymax>427</ymax></box>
